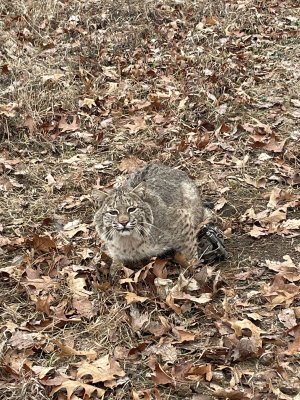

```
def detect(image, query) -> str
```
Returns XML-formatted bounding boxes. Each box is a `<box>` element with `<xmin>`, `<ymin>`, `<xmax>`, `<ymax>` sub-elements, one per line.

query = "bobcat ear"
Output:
<box><xmin>91</xmin><ymin>189</ymin><xmax>109</xmax><ymax>204</ymax></box>
<box><xmin>132</xmin><ymin>183</ymin><xmax>145</xmax><ymax>198</ymax></box>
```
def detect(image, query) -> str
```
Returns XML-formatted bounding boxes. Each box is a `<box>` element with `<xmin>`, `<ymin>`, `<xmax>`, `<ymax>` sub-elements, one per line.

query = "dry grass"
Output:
<box><xmin>1</xmin><ymin>0</ymin><xmax>300</xmax><ymax>399</ymax></box>
<box><xmin>0</xmin><ymin>378</ymin><xmax>48</xmax><ymax>400</ymax></box>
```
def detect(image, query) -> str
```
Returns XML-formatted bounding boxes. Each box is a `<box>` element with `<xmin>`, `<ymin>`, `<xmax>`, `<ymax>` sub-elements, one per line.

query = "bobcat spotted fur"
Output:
<box><xmin>94</xmin><ymin>164</ymin><xmax>213</xmax><ymax>269</ymax></box>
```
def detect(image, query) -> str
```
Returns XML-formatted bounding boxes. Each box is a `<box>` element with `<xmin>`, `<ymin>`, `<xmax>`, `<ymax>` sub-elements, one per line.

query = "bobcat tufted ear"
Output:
<box><xmin>91</xmin><ymin>189</ymin><xmax>109</xmax><ymax>205</ymax></box>
<box><xmin>132</xmin><ymin>183</ymin><xmax>145</xmax><ymax>198</ymax></box>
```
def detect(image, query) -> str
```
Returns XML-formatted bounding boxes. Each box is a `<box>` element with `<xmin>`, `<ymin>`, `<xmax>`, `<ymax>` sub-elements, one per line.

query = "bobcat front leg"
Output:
<box><xmin>174</xmin><ymin>238</ymin><xmax>199</xmax><ymax>268</ymax></box>
<box><xmin>110</xmin><ymin>259</ymin><xmax>123</xmax><ymax>282</ymax></box>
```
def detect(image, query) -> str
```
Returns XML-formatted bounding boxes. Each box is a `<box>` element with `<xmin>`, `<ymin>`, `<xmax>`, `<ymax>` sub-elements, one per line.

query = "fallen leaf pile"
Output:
<box><xmin>1</xmin><ymin>0</ymin><xmax>300</xmax><ymax>399</ymax></box>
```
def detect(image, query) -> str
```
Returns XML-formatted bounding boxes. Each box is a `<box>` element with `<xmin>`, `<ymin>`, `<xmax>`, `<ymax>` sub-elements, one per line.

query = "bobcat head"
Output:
<box><xmin>94</xmin><ymin>185</ymin><xmax>153</xmax><ymax>241</ymax></box>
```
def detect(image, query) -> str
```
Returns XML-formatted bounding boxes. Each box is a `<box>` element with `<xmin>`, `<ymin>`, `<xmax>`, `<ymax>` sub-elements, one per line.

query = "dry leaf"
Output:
<box><xmin>285</xmin><ymin>325</ymin><xmax>300</xmax><ymax>355</ymax></box>
<box><xmin>1</xmin><ymin>175</ymin><xmax>14</xmax><ymax>195</ymax></box>
<box><xmin>35</xmin><ymin>293</ymin><xmax>54</xmax><ymax>315</ymax></box>
<box><xmin>172</xmin><ymin>327</ymin><xmax>196</xmax><ymax>343</ymax></box>
<box><xmin>42</xmin><ymin>73</ymin><xmax>64</xmax><ymax>83</ymax></box>
<box><xmin>258</xmin><ymin>152</ymin><xmax>272</xmax><ymax>161</ymax></box>
<box><xmin>124</xmin><ymin>116</ymin><xmax>147</xmax><ymax>133</ymax></box>
<box><xmin>102</xmin><ymin>66</ymin><xmax>119</xmax><ymax>79</ymax></box>
<box><xmin>263</xmin><ymin>135</ymin><xmax>287</xmax><ymax>153</ymax></box>
<box><xmin>214</xmin><ymin>196</ymin><xmax>227</xmax><ymax>211</ymax></box>
<box><xmin>246</xmin><ymin>312</ymin><xmax>263</xmax><ymax>321</ymax></box>
<box><xmin>118</xmin><ymin>157</ymin><xmax>145</xmax><ymax>173</ymax></box>
<box><xmin>31</xmin><ymin>234</ymin><xmax>56</xmax><ymax>252</ymax></box>
<box><xmin>50</xmin><ymin>379</ymin><xmax>105</xmax><ymax>399</ymax></box>
<box><xmin>132</xmin><ymin>390</ymin><xmax>146</xmax><ymax>400</ymax></box>
<box><xmin>23</xmin><ymin>276</ymin><xmax>60</xmax><ymax>292</ymax></box>
<box><xmin>241</xmin><ymin>207</ymin><xmax>257</xmax><ymax>221</ymax></box>
<box><xmin>46</xmin><ymin>172</ymin><xmax>56</xmax><ymax>186</ymax></box>
<box><xmin>178</xmin><ymin>96</ymin><xmax>188</xmax><ymax>110</ymax></box>
<box><xmin>72</xmin><ymin>296</ymin><xmax>95</xmax><ymax>318</ymax></box>
<box><xmin>186</xmin><ymin>363</ymin><xmax>213</xmax><ymax>381</ymax></box>
<box><xmin>133</xmin><ymin>388</ymin><xmax>161</xmax><ymax>400</ymax></box>
<box><xmin>261</xmin><ymin>207</ymin><xmax>286</xmax><ymax>224</ymax></box>
<box><xmin>281</xmin><ymin>219</ymin><xmax>300</xmax><ymax>230</ymax></box>
<box><xmin>204</xmin><ymin>16</ymin><xmax>219</xmax><ymax>26</ymax></box>
<box><xmin>76</xmin><ymin>354</ymin><xmax>125</xmax><ymax>383</ymax></box>
<box><xmin>55</xmin><ymin>340</ymin><xmax>97</xmax><ymax>360</ymax></box>
<box><xmin>24</xmin><ymin>115</ymin><xmax>35</xmax><ymax>134</ymax></box>
<box><xmin>152</xmin><ymin>363</ymin><xmax>173</xmax><ymax>385</ymax></box>
<box><xmin>243</xmin><ymin>174</ymin><xmax>266</xmax><ymax>188</ymax></box>
<box><xmin>165</xmin><ymin>293</ymin><xmax>182</xmax><ymax>315</ymax></box>
<box><xmin>278</xmin><ymin>309</ymin><xmax>297</xmax><ymax>329</ymax></box>
<box><xmin>130</xmin><ymin>307</ymin><xmax>149</xmax><ymax>332</ymax></box>
<box><xmin>147</xmin><ymin>317</ymin><xmax>170</xmax><ymax>337</ymax></box>
<box><xmin>152</xmin><ymin>258</ymin><xmax>168</xmax><ymax>278</ymax></box>
<box><xmin>66</xmin><ymin>271</ymin><xmax>92</xmax><ymax>297</ymax></box>
<box><xmin>132</xmin><ymin>389</ymin><xmax>151</xmax><ymax>400</ymax></box>
<box><xmin>128</xmin><ymin>342</ymin><xmax>150</xmax><ymax>357</ymax></box>
<box><xmin>209</xmin><ymin>383</ymin><xmax>251</xmax><ymax>399</ymax></box>
<box><xmin>125</xmin><ymin>292</ymin><xmax>149</xmax><ymax>304</ymax></box>
<box><xmin>291</xmin><ymin>99</ymin><xmax>300</xmax><ymax>107</ymax></box>
<box><xmin>230</xmin><ymin>319</ymin><xmax>262</xmax><ymax>349</ymax></box>
<box><xmin>2</xmin><ymin>349</ymin><xmax>33</xmax><ymax>375</ymax></box>
<box><xmin>63</xmin><ymin>155</ymin><xmax>87</xmax><ymax>164</ymax></box>
<box><xmin>79</xmin><ymin>98</ymin><xmax>96</xmax><ymax>108</ymax></box>
<box><xmin>267</xmin><ymin>187</ymin><xmax>283</xmax><ymax>209</ymax></box>
<box><xmin>262</xmin><ymin>274</ymin><xmax>299</xmax><ymax>308</ymax></box>
<box><xmin>58</xmin><ymin>115</ymin><xmax>80</xmax><ymax>132</ymax></box>
<box><xmin>9</xmin><ymin>331</ymin><xmax>43</xmax><ymax>350</ymax></box>
<box><xmin>63</xmin><ymin>220</ymin><xmax>88</xmax><ymax>238</ymax></box>
<box><xmin>172</xmin><ymin>291</ymin><xmax>212</xmax><ymax>305</ymax></box>
<box><xmin>290</xmin><ymin>110</ymin><xmax>300</xmax><ymax>118</ymax></box>
<box><xmin>31</xmin><ymin>365</ymin><xmax>56</xmax><ymax>379</ymax></box>
<box><xmin>248</xmin><ymin>225</ymin><xmax>268</xmax><ymax>238</ymax></box>
<box><xmin>265</xmin><ymin>256</ymin><xmax>300</xmax><ymax>282</ymax></box>
<box><xmin>0</xmin><ymin>102</ymin><xmax>19</xmax><ymax>117</ymax></box>
<box><xmin>170</xmin><ymin>274</ymin><xmax>212</xmax><ymax>305</ymax></box>
<box><xmin>131</xmin><ymin>263</ymin><xmax>153</xmax><ymax>282</ymax></box>
<box><xmin>145</xmin><ymin>343</ymin><xmax>177</xmax><ymax>363</ymax></box>
<box><xmin>186</xmin><ymin>278</ymin><xmax>201</xmax><ymax>292</ymax></box>
<box><xmin>233</xmin><ymin>337</ymin><xmax>258</xmax><ymax>360</ymax></box>
<box><xmin>244</xmin><ymin>118</ymin><xmax>272</xmax><ymax>135</ymax></box>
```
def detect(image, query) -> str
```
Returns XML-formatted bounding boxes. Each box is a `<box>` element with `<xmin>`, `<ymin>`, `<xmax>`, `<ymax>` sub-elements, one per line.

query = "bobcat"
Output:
<box><xmin>94</xmin><ymin>163</ymin><xmax>213</xmax><ymax>272</ymax></box>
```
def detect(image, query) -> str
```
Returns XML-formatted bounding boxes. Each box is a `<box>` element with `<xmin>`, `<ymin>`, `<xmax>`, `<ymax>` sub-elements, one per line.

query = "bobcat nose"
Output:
<box><xmin>118</xmin><ymin>215</ymin><xmax>129</xmax><ymax>226</ymax></box>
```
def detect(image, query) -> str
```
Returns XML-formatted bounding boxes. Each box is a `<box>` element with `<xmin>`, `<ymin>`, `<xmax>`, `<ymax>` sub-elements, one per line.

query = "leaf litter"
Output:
<box><xmin>1</xmin><ymin>0</ymin><xmax>300</xmax><ymax>399</ymax></box>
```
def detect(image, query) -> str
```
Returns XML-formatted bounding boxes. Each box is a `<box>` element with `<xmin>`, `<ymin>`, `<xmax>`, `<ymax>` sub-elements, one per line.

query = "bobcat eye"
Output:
<box><xmin>128</xmin><ymin>206</ymin><xmax>137</xmax><ymax>213</ymax></box>
<box><xmin>107</xmin><ymin>210</ymin><xmax>118</xmax><ymax>216</ymax></box>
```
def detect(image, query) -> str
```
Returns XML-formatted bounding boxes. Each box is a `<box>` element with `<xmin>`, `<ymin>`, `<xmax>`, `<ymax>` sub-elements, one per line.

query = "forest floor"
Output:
<box><xmin>0</xmin><ymin>1</ymin><xmax>300</xmax><ymax>399</ymax></box>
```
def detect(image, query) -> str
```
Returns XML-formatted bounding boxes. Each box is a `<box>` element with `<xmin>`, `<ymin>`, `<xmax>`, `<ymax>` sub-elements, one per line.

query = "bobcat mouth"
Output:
<box><xmin>116</xmin><ymin>225</ymin><xmax>133</xmax><ymax>235</ymax></box>
<box><xmin>118</xmin><ymin>228</ymin><xmax>132</xmax><ymax>236</ymax></box>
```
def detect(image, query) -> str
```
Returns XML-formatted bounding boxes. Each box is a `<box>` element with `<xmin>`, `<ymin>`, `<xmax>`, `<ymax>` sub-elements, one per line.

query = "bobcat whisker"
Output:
<box><xmin>137</xmin><ymin>224</ymin><xmax>156</xmax><ymax>241</ymax></box>
<box><xmin>140</xmin><ymin>220</ymin><xmax>166</xmax><ymax>236</ymax></box>
<box><xmin>135</xmin><ymin>225</ymin><xmax>146</xmax><ymax>238</ymax></box>
<box><xmin>105</xmin><ymin>226</ymin><xmax>116</xmax><ymax>241</ymax></box>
